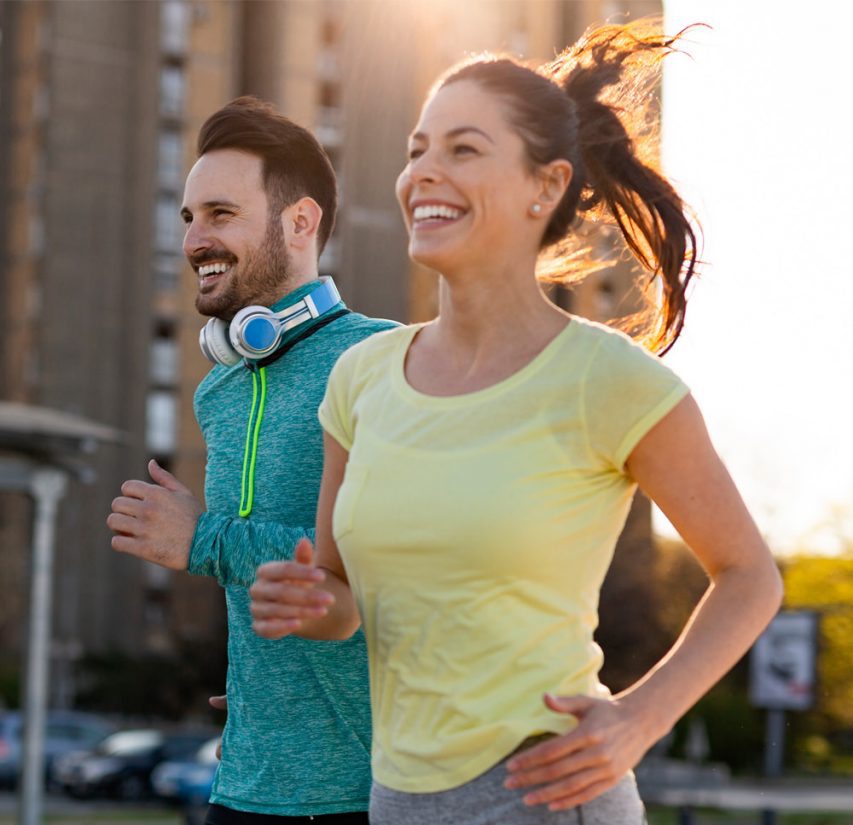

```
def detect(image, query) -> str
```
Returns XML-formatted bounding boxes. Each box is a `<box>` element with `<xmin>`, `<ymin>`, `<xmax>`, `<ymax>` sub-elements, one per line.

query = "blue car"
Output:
<box><xmin>151</xmin><ymin>735</ymin><xmax>219</xmax><ymax>822</ymax></box>
<box><xmin>0</xmin><ymin>709</ymin><xmax>114</xmax><ymax>789</ymax></box>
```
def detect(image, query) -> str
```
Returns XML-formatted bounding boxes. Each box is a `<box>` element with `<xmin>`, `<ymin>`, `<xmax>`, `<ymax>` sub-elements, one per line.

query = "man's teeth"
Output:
<box><xmin>198</xmin><ymin>262</ymin><xmax>231</xmax><ymax>277</ymax></box>
<box><xmin>412</xmin><ymin>204</ymin><xmax>463</xmax><ymax>222</ymax></box>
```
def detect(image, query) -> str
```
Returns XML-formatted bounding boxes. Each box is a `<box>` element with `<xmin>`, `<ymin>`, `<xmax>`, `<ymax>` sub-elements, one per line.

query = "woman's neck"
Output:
<box><xmin>431</xmin><ymin>261</ymin><xmax>567</xmax><ymax>355</ymax></box>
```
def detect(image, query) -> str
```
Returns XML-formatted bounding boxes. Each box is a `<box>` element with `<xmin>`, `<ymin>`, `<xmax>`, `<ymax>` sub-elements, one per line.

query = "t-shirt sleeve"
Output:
<box><xmin>318</xmin><ymin>346</ymin><xmax>359</xmax><ymax>451</ymax></box>
<box><xmin>583</xmin><ymin>331</ymin><xmax>690</xmax><ymax>471</ymax></box>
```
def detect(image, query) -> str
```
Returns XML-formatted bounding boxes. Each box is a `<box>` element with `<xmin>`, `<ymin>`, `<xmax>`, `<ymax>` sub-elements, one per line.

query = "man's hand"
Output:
<box><xmin>107</xmin><ymin>459</ymin><xmax>203</xmax><ymax>570</ymax></box>
<box><xmin>209</xmin><ymin>695</ymin><xmax>226</xmax><ymax>760</ymax></box>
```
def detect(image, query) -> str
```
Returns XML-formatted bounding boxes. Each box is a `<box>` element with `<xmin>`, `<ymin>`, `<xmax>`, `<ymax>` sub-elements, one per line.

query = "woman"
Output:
<box><xmin>249</xmin><ymin>20</ymin><xmax>782</xmax><ymax>824</ymax></box>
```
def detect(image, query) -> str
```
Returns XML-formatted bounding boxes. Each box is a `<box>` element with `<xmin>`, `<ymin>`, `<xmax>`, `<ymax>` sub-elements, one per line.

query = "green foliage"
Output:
<box><xmin>597</xmin><ymin>507</ymin><xmax>709</xmax><ymax>692</ymax></box>
<box><xmin>673</xmin><ymin>675</ymin><xmax>766</xmax><ymax>773</ymax></box>
<box><xmin>0</xmin><ymin>660</ymin><xmax>20</xmax><ymax>710</ymax></box>
<box><xmin>782</xmin><ymin>557</ymin><xmax>853</xmax><ymax>729</ymax></box>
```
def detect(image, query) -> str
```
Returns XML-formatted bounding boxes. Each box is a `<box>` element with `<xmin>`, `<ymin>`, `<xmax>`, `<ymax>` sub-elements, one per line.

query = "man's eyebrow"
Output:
<box><xmin>180</xmin><ymin>199</ymin><xmax>240</xmax><ymax>217</ymax></box>
<box><xmin>409</xmin><ymin>126</ymin><xmax>495</xmax><ymax>144</ymax></box>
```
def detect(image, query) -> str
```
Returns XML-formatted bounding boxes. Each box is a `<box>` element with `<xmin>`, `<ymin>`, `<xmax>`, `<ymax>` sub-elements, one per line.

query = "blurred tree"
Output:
<box><xmin>782</xmin><ymin>553</ymin><xmax>853</xmax><ymax>773</ymax></box>
<box><xmin>783</xmin><ymin>555</ymin><xmax>853</xmax><ymax>727</ymax></box>
<box><xmin>596</xmin><ymin>497</ymin><xmax>708</xmax><ymax>692</ymax></box>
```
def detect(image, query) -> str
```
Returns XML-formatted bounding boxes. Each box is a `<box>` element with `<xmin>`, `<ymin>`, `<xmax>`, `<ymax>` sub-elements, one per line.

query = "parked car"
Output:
<box><xmin>0</xmin><ymin>709</ymin><xmax>115</xmax><ymax>789</ymax></box>
<box><xmin>53</xmin><ymin>728</ymin><xmax>213</xmax><ymax>800</ymax></box>
<box><xmin>152</xmin><ymin>736</ymin><xmax>219</xmax><ymax>824</ymax></box>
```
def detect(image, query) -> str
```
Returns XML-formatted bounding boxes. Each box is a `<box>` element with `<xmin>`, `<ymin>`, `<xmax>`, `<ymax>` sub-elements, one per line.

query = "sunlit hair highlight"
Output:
<box><xmin>435</xmin><ymin>19</ymin><xmax>702</xmax><ymax>353</ymax></box>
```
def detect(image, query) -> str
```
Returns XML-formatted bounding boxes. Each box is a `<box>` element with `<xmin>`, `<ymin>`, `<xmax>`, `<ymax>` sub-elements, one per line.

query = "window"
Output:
<box><xmin>160</xmin><ymin>0</ymin><xmax>190</xmax><ymax>56</ymax></box>
<box><xmin>159</xmin><ymin>65</ymin><xmax>185</xmax><ymax>118</ymax></box>
<box><xmin>150</xmin><ymin>338</ymin><xmax>178</xmax><ymax>386</ymax></box>
<box><xmin>146</xmin><ymin>391</ymin><xmax>177</xmax><ymax>454</ymax></box>
<box><xmin>155</xmin><ymin>194</ymin><xmax>183</xmax><ymax>253</ymax></box>
<box><xmin>158</xmin><ymin>130</ymin><xmax>184</xmax><ymax>189</ymax></box>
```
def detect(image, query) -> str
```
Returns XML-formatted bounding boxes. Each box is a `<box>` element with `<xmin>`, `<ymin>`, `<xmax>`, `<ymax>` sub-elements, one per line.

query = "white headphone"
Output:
<box><xmin>199</xmin><ymin>278</ymin><xmax>341</xmax><ymax>366</ymax></box>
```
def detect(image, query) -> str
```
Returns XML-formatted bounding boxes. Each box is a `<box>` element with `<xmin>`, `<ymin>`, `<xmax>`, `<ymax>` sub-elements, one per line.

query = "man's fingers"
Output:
<box><xmin>120</xmin><ymin>479</ymin><xmax>153</xmax><ymax>500</ymax></box>
<box><xmin>111</xmin><ymin>534</ymin><xmax>140</xmax><ymax>555</ymax></box>
<box><xmin>148</xmin><ymin>458</ymin><xmax>190</xmax><ymax>493</ymax></box>
<box><xmin>106</xmin><ymin>513</ymin><xmax>140</xmax><ymax>537</ymax></box>
<box><xmin>206</xmin><ymin>696</ymin><xmax>226</xmax><ymax>763</ymax></box>
<box><xmin>110</xmin><ymin>496</ymin><xmax>142</xmax><ymax>517</ymax></box>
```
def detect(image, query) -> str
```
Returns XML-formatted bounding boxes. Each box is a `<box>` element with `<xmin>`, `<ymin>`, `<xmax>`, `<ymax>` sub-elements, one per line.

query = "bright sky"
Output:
<box><xmin>658</xmin><ymin>1</ymin><xmax>853</xmax><ymax>554</ymax></box>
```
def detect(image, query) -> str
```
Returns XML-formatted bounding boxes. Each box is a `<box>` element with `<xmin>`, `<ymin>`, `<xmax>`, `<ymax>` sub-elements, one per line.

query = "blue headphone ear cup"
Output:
<box><xmin>229</xmin><ymin>306</ymin><xmax>281</xmax><ymax>359</ymax></box>
<box><xmin>199</xmin><ymin>318</ymin><xmax>241</xmax><ymax>366</ymax></box>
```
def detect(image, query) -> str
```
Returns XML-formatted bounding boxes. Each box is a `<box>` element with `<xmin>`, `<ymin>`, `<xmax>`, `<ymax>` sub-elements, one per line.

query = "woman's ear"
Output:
<box><xmin>537</xmin><ymin>159</ymin><xmax>573</xmax><ymax>213</ymax></box>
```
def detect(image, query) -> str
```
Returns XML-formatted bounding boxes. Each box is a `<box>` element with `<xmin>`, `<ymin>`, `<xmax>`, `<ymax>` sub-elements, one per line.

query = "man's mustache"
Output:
<box><xmin>189</xmin><ymin>249</ymin><xmax>238</xmax><ymax>268</ymax></box>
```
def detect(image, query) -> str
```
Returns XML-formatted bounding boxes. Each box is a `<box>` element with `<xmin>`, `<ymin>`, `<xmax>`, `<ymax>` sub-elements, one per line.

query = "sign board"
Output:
<box><xmin>749</xmin><ymin>610</ymin><xmax>818</xmax><ymax>711</ymax></box>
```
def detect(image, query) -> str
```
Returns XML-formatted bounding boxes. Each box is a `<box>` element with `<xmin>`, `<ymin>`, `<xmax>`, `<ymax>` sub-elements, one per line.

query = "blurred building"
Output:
<box><xmin>0</xmin><ymin>0</ymin><xmax>660</xmax><ymax>707</ymax></box>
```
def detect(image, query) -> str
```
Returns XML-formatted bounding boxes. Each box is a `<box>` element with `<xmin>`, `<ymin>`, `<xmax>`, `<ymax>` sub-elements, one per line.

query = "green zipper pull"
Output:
<box><xmin>239</xmin><ymin>365</ymin><xmax>267</xmax><ymax>517</ymax></box>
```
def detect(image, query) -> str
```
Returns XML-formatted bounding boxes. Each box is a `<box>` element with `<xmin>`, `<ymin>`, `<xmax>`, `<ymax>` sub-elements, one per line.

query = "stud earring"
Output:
<box><xmin>530</xmin><ymin>203</ymin><xmax>542</xmax><ymax>215</ymax></box>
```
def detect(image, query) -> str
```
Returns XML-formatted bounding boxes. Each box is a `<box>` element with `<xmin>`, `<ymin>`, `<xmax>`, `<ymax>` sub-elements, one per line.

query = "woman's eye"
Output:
<box><xmin>453</xmin><ymin>144</ymin><xmax>477</xmax><ymax>156</ymax></box>
<box><xmin>407</xmin><ymin>148</ymin><xmax>424</xmax><ymax>160</ymax></box>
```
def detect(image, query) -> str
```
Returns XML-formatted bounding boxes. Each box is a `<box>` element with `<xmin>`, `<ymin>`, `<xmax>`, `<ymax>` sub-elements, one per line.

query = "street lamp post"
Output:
<box><xmin>0</xmin><ymin>402</ymin><xmax>121</xmax><ymax>825</ymax></box>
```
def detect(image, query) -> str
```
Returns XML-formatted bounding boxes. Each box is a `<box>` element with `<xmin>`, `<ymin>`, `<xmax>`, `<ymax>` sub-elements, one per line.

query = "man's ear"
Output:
<box><xmin>281</xmin><ymin>196</ymin><xmax>324</xmax><ymax>253</ymax></box>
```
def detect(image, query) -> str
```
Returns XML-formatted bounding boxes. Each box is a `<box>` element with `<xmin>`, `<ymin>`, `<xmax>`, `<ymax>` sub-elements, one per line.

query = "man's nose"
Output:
<box><xmin>183</xmin><ymin>221</ymin><xmax>212</xmax><ymax>259</ymax></box>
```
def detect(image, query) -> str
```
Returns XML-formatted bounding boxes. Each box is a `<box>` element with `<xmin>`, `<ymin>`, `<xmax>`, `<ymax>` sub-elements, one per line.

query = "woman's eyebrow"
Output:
<box><xmin>409</xmin><ymin>126</ymin><xmax>495</xmax><ymax>144</ymax></box>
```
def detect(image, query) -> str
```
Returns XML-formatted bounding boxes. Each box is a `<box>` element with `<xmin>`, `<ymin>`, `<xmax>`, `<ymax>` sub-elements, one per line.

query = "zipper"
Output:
<box><xmin>239</xmin><ymin>364</ymin><xmax>267</xmax><ymax>517</ymax></box>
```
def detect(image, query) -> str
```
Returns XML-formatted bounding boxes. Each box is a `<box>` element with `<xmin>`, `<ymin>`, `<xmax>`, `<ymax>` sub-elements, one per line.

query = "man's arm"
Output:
<box><xmin>107</xmin><ymin>459</ymin><xmax>312</xmax><ymax>587</ymax></box>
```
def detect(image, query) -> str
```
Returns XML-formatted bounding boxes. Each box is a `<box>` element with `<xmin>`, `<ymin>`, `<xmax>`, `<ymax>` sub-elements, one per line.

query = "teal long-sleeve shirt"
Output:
<box><xmin>189</xmin><ymin>283</ymin><xmax>396</xmax><ymax>815</ymax></box>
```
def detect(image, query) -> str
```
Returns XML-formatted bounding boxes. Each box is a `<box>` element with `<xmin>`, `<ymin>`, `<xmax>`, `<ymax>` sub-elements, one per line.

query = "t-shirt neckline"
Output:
<box><xmin>392</xmin><ymin>319</ymin><xmax>577</xmax><ymax>407</ymax></box>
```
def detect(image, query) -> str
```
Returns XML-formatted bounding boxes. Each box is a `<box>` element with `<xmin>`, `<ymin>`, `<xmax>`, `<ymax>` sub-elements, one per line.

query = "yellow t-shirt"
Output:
<box><xmin>318</xmin><ymin>317</ymin><xmax>689</xmax><ymax>793</ymax></box>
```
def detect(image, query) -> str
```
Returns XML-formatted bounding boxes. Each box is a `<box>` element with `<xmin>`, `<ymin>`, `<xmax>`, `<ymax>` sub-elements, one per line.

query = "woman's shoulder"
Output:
<box><xmin>566</xmin><ymin>315</ymin><xmax>668</xmax><ymax>364</ymax></box>
<box><xmin>331</xmin><ymin>323</ymin><xmax>419</xmax><ymax>380</ymax></box>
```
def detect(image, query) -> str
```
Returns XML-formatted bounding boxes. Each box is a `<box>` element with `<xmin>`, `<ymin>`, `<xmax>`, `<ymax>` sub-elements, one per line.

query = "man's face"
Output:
<box><xmin>181</xmin><ymin>149</ymin><xmax>291</xmax><ymax>320</ymax></box>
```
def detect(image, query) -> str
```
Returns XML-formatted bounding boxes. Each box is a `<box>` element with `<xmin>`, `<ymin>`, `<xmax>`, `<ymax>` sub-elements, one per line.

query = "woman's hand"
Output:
<box><xmin>504</xmin><ymin>692</ymin><xmax>656</xmax><ymax>811</ymax></box>
<box><xmin>250</xmin><ymin>538</ymin><xmax>335</xmax><ymax>638</ymax></box>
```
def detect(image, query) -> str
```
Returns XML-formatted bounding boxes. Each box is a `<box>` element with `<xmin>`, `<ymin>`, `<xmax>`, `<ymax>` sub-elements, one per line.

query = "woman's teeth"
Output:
<box><xmin>413</xmin><ymin>205</ymin><xmax>463</xmax><ymax>222</ymax></box>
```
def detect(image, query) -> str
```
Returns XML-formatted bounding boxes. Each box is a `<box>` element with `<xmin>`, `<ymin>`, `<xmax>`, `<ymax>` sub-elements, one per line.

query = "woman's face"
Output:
<box><xmin>395</xmin><ymin>79</ymin><xmax>544</xmax><ymax>275</ymax></box>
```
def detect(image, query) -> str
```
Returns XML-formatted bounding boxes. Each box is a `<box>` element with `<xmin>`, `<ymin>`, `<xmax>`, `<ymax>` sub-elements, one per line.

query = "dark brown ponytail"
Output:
<box><xmin>437</xmin><ymin>19</ymin><xmax>701</xmax><ymax>353</ymax></box>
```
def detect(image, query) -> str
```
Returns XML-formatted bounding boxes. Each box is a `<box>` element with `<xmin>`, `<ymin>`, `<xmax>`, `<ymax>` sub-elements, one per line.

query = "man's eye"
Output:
<box><xmin>212</xmin><ymin>209</ymin><xmax>231</xmax><ymax>218</ymax></box>
<box><xmin>407</xmin><ymin>148</ymin><xmax>424</xmax><ymax>160</ymax></box>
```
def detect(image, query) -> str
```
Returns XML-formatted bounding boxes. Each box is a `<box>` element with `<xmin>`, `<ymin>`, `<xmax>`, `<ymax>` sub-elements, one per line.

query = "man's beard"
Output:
<box><xmin>195</xmin><ymin>217</ymin><xmax>291</xmax><ymax>320</ymax></box>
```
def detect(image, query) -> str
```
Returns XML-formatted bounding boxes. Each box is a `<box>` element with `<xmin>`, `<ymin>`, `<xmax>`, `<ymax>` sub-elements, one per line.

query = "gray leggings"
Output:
<box><xmin>370</xmin><ymin>756</ymin><xmax>646</xmax><ymax>825</ymax></box>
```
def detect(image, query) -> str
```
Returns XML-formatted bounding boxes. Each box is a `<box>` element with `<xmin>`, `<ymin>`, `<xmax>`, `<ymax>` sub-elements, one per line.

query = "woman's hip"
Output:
<box><xmin>369</xmin><ymin>757</ymin><xmax>645</xmax><ymax>825</ymax></box>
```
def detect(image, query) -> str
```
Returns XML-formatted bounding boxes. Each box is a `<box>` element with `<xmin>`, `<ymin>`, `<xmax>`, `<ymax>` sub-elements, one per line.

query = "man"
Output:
<box><xmin>107</xmin><ymin>97</ymin><xmax>395</xmax><ymax>824</ymax></box>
